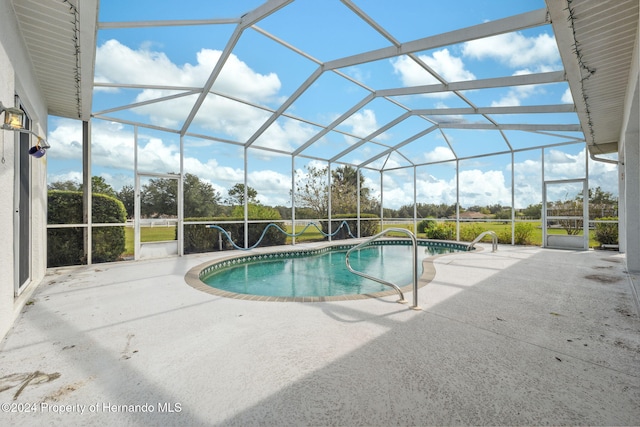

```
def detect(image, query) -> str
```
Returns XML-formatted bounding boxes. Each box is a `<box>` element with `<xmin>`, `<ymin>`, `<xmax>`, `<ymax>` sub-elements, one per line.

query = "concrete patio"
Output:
<box><xmin>0</xmin><ymin>243</ymin><xmax>638</xmax><ymax>426</ymax></box>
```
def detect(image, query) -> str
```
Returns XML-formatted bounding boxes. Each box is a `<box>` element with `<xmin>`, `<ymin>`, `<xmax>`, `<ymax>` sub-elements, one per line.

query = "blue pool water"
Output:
<box><xmin>201</xmin><ymin>243</ymin><xmax>462</xmax><ymax>298</ymax></box>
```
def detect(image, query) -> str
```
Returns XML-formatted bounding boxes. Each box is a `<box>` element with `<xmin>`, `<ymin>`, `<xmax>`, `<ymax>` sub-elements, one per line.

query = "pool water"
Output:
<box><xmin>201</xmin><ymin>244</ymin><xmax>459</xmax><ymax>298</ymax></box>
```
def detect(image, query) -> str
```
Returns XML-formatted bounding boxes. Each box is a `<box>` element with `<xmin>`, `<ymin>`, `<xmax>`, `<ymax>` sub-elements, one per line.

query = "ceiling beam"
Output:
<box><xmin>414</xmin><ymin>104</ymin><xmax>576</xmax><ymax>116</ymax></box>
<box><xmin>325</xmin><ymin>8</ymin><xmax>549</xmax><ymax>70</ymax></box>
<box><xmin>377</xmin><ymin>71</ymin><xmax>566</xmax><ymax>97</ymax></box>
<box><xmin>439</xmin><ymin>123</ymin><xmax>582</xmax><ymax>131</ymax></box>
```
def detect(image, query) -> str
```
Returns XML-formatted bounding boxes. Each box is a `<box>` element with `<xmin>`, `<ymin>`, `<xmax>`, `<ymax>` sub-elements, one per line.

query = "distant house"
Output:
<box><xmin>452</xmin><ymin>211</ymin><xmax>491</xmax><ymax>220</ymax></box>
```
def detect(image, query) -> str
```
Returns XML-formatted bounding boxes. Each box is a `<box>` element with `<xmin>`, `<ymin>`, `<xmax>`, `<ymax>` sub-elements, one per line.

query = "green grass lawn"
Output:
<box><xmin>123</xmin><ymin>221</ymin><xmax>599</xmax><ymax>256</ymax></box>
<box><xmin>383</xmin><ymin>221</ymin><xmax>598</xmax><ymax>247</ymax></box>
<box><xmin>284</xmin><ymin>224</ymin><xmax>325</xmax><ymax>244</ymax></box>
<box><xmin>124</xmin><ymin>226</ymin><xmax>176</xmax><ymax>256</ymax></box>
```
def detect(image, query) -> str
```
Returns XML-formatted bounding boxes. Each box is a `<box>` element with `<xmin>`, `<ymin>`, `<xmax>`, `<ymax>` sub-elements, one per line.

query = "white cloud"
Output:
<box><xmin>491</xmin><ymin>92</ymin><xmax>522</xmax><ymax>107</ymax></box>
<box><xmin>343</xmin><ymin>65</ymin><xmax>370</xmax><ymax>83</ymax></box>
<box><xmin>462</xmin><ymin>32</ymin><xmax>561</xmax><ymax>70</ymax></box>
<box><xmin>343</xmin><ymin>109</ymin><xmax>379</xmax><ymax>139</ymax></box>
<box><xmin>384</xmin><ymin>167</ymin><xmax>511</xmax><ymax>209</ymax></box>
<box><xmin>96</xmin><ymin>40</ymin><xmax>281</xmax><ymax>100</ymax></box>
<box><xmin>47</xmin><ymin>119</ymin><xmax>84</xmax><ymax>161</ymax></box>
<box><xmin>95</xmin><ymin>39</ymin><xmax>314</xmax><ymax>150</ymax></box>
<box><xmin>415</xmin><ymin>174</ymin><xmax>456</xmax><ymax>206</ymax></box>
<box><xmin>424</xmin><ymin>146</ymin><xmax>455</xmax><ymax>163</ymax></box>
<box><xmin>457</xmin><ymin>169</ymin><xmax>511</xmax><ymax>206</ymax></box>
<box><xmin>562</xmin><ymin>88</ymin><xmax>574</xmax><ymax>103</ymax></box>
<box><xmin>391</xmin><ymin>49</ymin><xmax>475</xmax><ymax>96</ymax></box>
<box><xmin>248</xmin><ymin>169</ymin><xmax>292</xmax><ymax>206</ymax></box>
<box><xmin>491</xmin><ymin>69</ymin><xmax>543</xmax><ymax>107</ymax></box>
<box><xmin>491</xmin><ymin>84</ymin><xmax>540</xmax><ymax>107</ymax></box>
<box><xmin>256</xmin><ymin>117</ymin><xmax>317</xmax><ymax>152</ymax></box>
<box><xmin>48</xmin><ymin>170</ymin><xmax>83</xmax><ymax>186</ymax></box>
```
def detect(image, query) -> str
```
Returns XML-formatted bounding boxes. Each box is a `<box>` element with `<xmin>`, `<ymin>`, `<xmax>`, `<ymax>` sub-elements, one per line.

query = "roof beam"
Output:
<box><xmin>439</xmin><ymin>123</ymin><xmax>582</xmax><ymax>131</ymax></box>
<box><xmin>93</xmin><ymin>90</ymin><xmax>200</xmax><ymax>116</ymax></box>
<box><xmin>244</xmin><ymin>66</ymin><xmax>324</xmax><ymax>147</ymax></box>
<box><xmin>377</xmin><ymin>71</ymin><xmax>566</xmax><ymax>97</ymax></box>
<box><xmin>179</xmin><ymin>0</ymin><xmax>293</xmax><ymax>136</ymax></box>
<box><xmin>414</xmin><ymin>104</ymin><xmax>576</xmax><ymax>115</ymax></box>
<box><xmin>324</xmin><ymin>8</ymin><xmax>549</xmax><ymax>70</ymax></box>
<box><xmin>98</xmin><ymin>18</ymin><xmax>240</xmax><ymax>29</ymax></box>
<box><xmin>292</xmin><ymin>93</ymin><xmax>376</xmax><ymax>156</ymax></box>
<box><xmin>358</xmin><ymin>125</ymin><xmax>438</xmax><ymax>168</ymax></box>
<box><xmin>328</xmin><ymin>112</ymin><xmax>413</xmax><ymax>163</ymax></box>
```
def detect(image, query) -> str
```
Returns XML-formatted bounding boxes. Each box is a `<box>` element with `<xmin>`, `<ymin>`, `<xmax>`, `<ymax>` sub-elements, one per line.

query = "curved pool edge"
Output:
<box><xmin>184</xmin><ymin>239</ymin><xmax>478</xmax><ymax>303</ymax></box>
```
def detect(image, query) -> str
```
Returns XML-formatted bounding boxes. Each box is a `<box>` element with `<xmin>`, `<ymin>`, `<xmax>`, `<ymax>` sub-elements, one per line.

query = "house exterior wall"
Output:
<box><xmin>0</xmin><ymin>0</ymin><xmax>49</xmax><ymax>340</ymax></box>
<box><xmin>619</xmin><ymin>19</ymin><xmax>640</xmax><ymax>273</ymax></box>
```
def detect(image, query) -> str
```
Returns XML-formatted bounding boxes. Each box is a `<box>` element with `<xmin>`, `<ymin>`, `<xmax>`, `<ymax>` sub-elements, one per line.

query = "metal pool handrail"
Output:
<box><xmin>468</xmin><ymin>231</ymin><xmax>498</xmax><ymax>252</ymax></box>
<box><xmin>345</xmin><ymin>228</ymin><xmax>421</xmax><ymax>310</ymax></box>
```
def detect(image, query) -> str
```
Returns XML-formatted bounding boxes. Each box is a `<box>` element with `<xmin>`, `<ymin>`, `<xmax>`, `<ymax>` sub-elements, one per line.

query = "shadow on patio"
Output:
<box><xmin>0</xmin><ymin>245</ymin><xmax>638</xmax><ymax>426</ymax></box>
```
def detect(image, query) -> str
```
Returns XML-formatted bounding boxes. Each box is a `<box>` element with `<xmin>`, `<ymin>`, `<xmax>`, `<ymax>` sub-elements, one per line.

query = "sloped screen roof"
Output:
<box><xmin>92</xmin><ymin>0</ymin><xmax>584</xmax><ymax>172</ymax></box>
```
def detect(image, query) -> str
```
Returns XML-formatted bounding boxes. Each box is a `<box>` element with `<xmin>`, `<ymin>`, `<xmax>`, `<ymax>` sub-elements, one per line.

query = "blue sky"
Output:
<box><xmin>46</xmin><ymin>0</ymin><xmax>618</xmax><ymax>210</ymax></box>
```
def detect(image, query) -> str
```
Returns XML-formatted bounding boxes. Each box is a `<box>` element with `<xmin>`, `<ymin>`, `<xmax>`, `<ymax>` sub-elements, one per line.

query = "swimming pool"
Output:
<box><xmin>186</xmin><ymin>240</ymin><xmax>469</xmax><ymax>302</ymax></box>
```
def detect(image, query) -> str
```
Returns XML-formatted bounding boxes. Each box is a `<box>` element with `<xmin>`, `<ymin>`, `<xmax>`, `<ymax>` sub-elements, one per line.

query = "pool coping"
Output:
<box><xmin>184</xmin><ymin>239</ymin><xmax>478</xmax><ymax>303</ymax></box>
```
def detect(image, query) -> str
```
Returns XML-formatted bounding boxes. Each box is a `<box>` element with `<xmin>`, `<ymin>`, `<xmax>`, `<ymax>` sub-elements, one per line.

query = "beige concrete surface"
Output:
<box><xmin>0</xmin><ymin>244</ymin><xmax>638</xmax><ymax>426</ymax></box>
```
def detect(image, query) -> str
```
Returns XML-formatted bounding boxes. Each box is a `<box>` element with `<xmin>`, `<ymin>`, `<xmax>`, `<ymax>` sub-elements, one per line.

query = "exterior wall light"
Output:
<box><xmin>0</xmin><ymin>101</ymin><xmax>25</xmax><ymax>130</ymax></box>
<box><xmin>0</xmin><ymin>101</ymin><xmax>50</xmax><ymax>156</ymax></box>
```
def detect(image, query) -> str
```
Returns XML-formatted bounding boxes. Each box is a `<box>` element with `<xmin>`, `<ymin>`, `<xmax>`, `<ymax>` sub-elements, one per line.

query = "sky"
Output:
<box><xmin>46</xmin><ymin>0</ymin><xmax>619</xmax><ymax>211</ymax></box>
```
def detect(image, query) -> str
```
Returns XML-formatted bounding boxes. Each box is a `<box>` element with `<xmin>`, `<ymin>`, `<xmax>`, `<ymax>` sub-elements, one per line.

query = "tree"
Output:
<box><xmin>331</xmin><ymin>165</ymin><xmax>377</xmax><ymax>214</ymax></box>
<box><xmin>550</xmin><ymin>199</ymin><xmax>583</xmax><ymax>235</ymax></box>
<box><xmin>90</xmin><ymin>176</ymin><xmax>116</xmax><ymax>197</ymax></box>
<box><xmin>494</xmin><ymin>208</ymin><xmax>512</xmax><ymax>220</ymax></box>
<box><xmin>141</xmin><ymin>173</ymin><xmax>221</xmax><ymax>218</ymax></box>
<box><xmin>576</xmin><ymin>186</ymin><xmax>616</xmax><ymax>205</ymax></box>
<box><xmin>549</xmin><ymin>187</ymin><xmax>618</xmax><ymax>235</ymax></box>
<box><xmin>117</xmin><ymin>185</ymin><xmax>135</xmax><ymax>218</ymax></box>
<box><xmin>48</xmin><ymin>180</ymin><xmax>80</xmax><ymax>191</ymax></box>
<box><xmin>141</xmin><ymin>177</ymin><xmax>177</xmax><ymax>217</ymax></box>
<box><xmin>226</xmin><ymin>183</ymin><xmax>258</xmax><ymax>206</ymax></box>
<box><xmin>184</xmin><ymin>173</ymin><xmax>221</xmax><ymax>217</ymax></box>
<box><xmin>48</xmin><ymin>176</ymin><xmax>116</xmax><ymax>197</ymax></box>
<box><xmin>587</xmin><ymin>186</ymin><xmax>618</xmax><ymax>218</ymax></box>
<box><xmin>293</xmin><ymin>165</ymin><xmax>378</xmax><ymax>217</ymax></box>
<box><xmin>521</xmin><ymin>203</ymin><xmax>542</xmax><ymax>219</ymax></box>
<box><xmin>331</xmin><ymin>166</ymin><xmax>359</xmax><ymax>214</ymax></box>
<box><xmin>293</xmin><ymin>165</ymin><xmax>329</xmax><ymax>217</ymax></box>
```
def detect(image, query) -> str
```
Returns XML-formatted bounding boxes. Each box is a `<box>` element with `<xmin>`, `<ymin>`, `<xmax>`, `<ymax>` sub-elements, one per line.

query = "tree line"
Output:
<box><xmin>48</xmin><ymin>167</ymin><xmax>617</xmax><ymax>221</ymax></box>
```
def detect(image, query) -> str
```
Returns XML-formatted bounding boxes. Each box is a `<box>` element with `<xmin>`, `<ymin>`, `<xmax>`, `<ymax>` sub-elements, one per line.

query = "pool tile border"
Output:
<box><xmin>184</xmin><ymin>239</ymin><xmax>473</xmax><ymax>303</ymax></box>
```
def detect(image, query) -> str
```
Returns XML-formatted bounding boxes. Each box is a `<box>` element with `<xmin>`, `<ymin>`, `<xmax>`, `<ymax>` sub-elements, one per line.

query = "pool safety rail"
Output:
<box><xmin>345</xmin><ymin>228</ymin><xmax>421</xmax><ymax>310</ymax></box>
<box><xmin>205</xmin><ymin>221</ymin><xmax>356</xmax><ymax>251</ymax></box>
<box><xmin>468</xmin><ymin>231</ymin><xmax>498</xmax><ymax>252</ymax></box>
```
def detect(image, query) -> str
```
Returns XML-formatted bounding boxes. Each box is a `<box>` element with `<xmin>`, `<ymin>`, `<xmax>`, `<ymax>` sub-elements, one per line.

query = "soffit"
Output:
<box><xmin>11</xmin><ymin>0</ymin><xmax>98</xmax><ymax>121</ymax></box>
<box><xmin>548</xmin><ymin>0</ymin><xmax>639</xmax><ymax>155</ymax></box>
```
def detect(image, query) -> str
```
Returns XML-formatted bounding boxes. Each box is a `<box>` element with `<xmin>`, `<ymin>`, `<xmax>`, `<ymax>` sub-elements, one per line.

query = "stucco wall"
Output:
<box><xmin>0</xmin><ymin>37</ymin><xmax>17</xmax><ymax>342</ymax></box>
<box><xmin>618</xmin><ymin>21</ymin><xmax>640</xmax><ymax>273</ymax></box>
<box><xmin>0</xmin><ymin>0</ymin><xmax>49</xmax><ymax>341</ymax></box>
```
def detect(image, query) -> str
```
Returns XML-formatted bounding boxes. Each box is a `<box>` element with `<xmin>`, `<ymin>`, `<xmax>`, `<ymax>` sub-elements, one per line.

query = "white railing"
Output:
<box><xmin>468</xmin><ymin>231</ymin><xmax>498</xmax><ymax>252</ymax></box>
<box><xmin>345</xmin><ymin>228</ymin><xmax>421</xmax><ymax>310</ymax></box>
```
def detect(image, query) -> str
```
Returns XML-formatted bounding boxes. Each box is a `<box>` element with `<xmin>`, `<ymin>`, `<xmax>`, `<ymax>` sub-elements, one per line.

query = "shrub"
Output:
<box><xmin>513</xmin><ymin>222</ymin><xmax>536</xmax><ymax>245</ymax></box>
<box><xmin>231</xmin><ymin>204</ymin><xmax>281</xmax><ymax>220</ymax></box>
<box><xmin>48</xmin><ymin>191</ymin><xmax>126</xmax><ymax>266</ymax></box>
<box><xmin>417</xmin><ymin>218</ymin><xmax>437</xmax><ymax>235</ymax></box>
<box><xmin>425</xmin><ymin>221</ymin><xmax>455</xmax><ymax>240</ymax></box>
<box><xmin>496</xmin><ymin>222</ymin><xmax>535</xmax><ymax>245</ymax></box>
<box><xmin>459</xmin><ymin>223</ymin><xmax>485</xmax><ymax>242</ymax></box>
<box><xmin>594</xmin><ymin>217</ymin><xmax>618</xmax><ymax>246</ymax></box>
